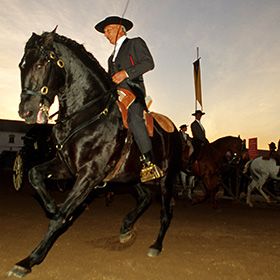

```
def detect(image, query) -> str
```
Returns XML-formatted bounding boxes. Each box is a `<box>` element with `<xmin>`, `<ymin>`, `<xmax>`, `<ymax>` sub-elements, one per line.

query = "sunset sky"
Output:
<box><xmin>0</xmin><ymin>0</ymin><xmax>279</xmax><ymax>149</ymax></box>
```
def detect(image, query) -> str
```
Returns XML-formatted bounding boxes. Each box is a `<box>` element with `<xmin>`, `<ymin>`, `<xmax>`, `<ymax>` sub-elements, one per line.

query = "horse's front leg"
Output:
<box><xmin>28</xmin><ymin>158</ymin><xmax>72</xmax><ymax>216</ymax></box>
<box><xmin>8</xmin><ymin>173</ymin><xmax>97</xmax><ymax>278</ymax></box>
<box><xmin>246</xmin><ymin>180</ymin><xmax>256</xmax><ymax>207</ymax></box>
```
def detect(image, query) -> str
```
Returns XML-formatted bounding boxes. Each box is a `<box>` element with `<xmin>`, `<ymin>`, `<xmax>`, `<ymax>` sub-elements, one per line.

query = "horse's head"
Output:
<box><xmin>18</xmin><ymin>28</ymin><xmax>66</xmax><ymax>124</ymax></box>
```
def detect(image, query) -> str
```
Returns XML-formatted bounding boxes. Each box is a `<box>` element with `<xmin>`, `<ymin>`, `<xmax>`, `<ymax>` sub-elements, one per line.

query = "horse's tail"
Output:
<box><xmin>243</xmin><ymin>160</ymin><xmax>252</xmax><ymax>175</ymax></box>
<box><xmin>245</xmin><ymin>158</ymin><xmax>265</xmax><ymax>181</ymax></box>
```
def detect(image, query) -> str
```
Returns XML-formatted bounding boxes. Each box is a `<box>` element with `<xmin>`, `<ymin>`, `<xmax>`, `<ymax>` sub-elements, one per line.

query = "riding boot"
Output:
<box><xmin>140</xmin><ymin>151</ymin><xmax>164</xmax><ymax>183</ymax></box>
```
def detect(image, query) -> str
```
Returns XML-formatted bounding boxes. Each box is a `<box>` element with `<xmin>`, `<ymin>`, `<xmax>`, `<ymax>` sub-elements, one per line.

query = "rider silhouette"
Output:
<box><xmin>190</xmin><ymin>109</ymin><xmax>208</xmax><ymax>160</ymax></box>
<box><xmin>267</xmin><ymin>142</ymin><xmax>280</xmax><ymax>166</ymax></box>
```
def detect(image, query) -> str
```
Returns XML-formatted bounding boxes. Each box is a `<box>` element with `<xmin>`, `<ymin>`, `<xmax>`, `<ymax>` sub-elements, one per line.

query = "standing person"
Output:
<box><xmin>94</xmin><ymin>15</ymin><xmax>163</xmax><ymax>182</ymax></box>
<box><xmin>178</xmin><ymin>124</ymin><xmax>193</xmax><ymax>198</ymax></box>
<box><xmin>179</xmin><ymin>124</ymin><xmax>191</xmax><ymax>143</ymax></box>
<box><xmin>179</xmin><ymin>124</ymin><xmax>193</xmax><ymax>166</ymax></box>
<box><xmin>190</xmin><ymin>109</ymin><xmax>208</xmax><ymax>160</ymax></box>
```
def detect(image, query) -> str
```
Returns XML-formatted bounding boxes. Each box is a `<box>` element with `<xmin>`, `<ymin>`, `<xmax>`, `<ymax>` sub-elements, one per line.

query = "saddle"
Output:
<box><xmin>116</xmin><ymin>88</ymin><xmax>175</xmax><ymax>136</ymax></box>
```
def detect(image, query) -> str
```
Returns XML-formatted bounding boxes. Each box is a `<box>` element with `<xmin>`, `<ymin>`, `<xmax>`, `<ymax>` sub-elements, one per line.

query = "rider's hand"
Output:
<box><xmin>112</xmin><ymin>70</ymin><xmax>128</xmax><ymax>84</ymax></box>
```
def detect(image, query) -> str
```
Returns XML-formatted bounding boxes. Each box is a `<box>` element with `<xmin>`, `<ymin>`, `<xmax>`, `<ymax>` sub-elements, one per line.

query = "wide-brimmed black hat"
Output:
<box><xmin>95</xmin><ymin>16</ymin><xmax>133</xmax><ymax>33</ymax></box>
<box><xmin>192</xmin><ymin>110</ymin><xmax>205</xmax><ymax>116</ymax></box>
<box><xmin>179</xmin><ymin>124</ymin><xmax>188</xmax><ymax>129</ymax></box>
<box><xmin>269</xmin><ymin>142</ymin><xmax>276</xmax><ymax>150</ymax></box>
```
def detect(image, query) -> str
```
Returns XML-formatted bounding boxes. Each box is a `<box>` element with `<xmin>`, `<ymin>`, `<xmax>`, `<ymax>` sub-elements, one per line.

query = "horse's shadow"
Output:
<box><xmin>88</xmin><ymin>233</ymin><xmax>137</xmax><ymax>251</ymax></box>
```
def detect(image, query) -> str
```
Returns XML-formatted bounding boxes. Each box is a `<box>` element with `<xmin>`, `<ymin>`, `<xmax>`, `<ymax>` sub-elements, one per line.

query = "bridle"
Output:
<box><xmin>20</xmin><ymin>44</ymin><xmax>66</xmax><ymax>119</ymax></box>
<box><xmin>21</xmin><ymin>41</ymin><xmax>117</xmax><ymax>123</ymax></box>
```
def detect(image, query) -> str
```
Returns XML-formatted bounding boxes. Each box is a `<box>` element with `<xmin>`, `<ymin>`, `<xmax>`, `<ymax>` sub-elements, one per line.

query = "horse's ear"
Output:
<box><xmin>44</xmin><ymin>31</ymin><xmax>56</xmax><ymax>47</ymax></box>
<box><xmin>31</xmin><ymin>32</ymin><xmax>39</xmax><ymax>40</ymax></box>
<box><xmin>29</xmin><ymin>32</ymin><xmax>41</xmax><ymax>47</ymax></box>
<box><xmin>51</xmin><ymin>25</ymin><xmax>58</xmax><ymax>34</ymax></box>
<box><xmin>43</xmin><ymin>26</ymin><xmax>58</xmax><ymax>46</ymax></box>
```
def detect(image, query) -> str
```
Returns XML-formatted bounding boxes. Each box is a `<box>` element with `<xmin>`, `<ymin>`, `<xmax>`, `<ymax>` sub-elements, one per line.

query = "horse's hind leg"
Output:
<box><xmin>148</xmin><ymin>175</ymin><xmax>174</xmax><ymax>257</ymax></box>
<box><xmin>118</xmin><ymin>183</ymin><xmax>152</xmax><ymax>243</ymax></box>
<box><xmin>247</xmin><ymin>176</ymin><xmax>269</xmax><ymax>207</ymax></box>
<box><xmin>257</xmin><ymin>178</ymin><xmax>271</xmax><ymax>204</ymax></box>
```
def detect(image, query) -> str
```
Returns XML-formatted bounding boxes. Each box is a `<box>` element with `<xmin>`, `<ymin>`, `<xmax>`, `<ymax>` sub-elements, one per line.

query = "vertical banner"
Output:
<box><xmin>193</xmin><ymin>58</ymin><xmax>203</xmax><ymax>109</ymax></box>
<box><xmin>248</xmin><ymin>138</ymin><xmax>258</xmax><ymax>159</ymax></box>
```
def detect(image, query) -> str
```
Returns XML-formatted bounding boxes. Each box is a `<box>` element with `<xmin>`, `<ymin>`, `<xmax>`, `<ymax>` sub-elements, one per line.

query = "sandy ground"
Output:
<box><xmin>1</xmin><ymin>169</ymin><xmax>280</xmax><ymax>280</ymax></box>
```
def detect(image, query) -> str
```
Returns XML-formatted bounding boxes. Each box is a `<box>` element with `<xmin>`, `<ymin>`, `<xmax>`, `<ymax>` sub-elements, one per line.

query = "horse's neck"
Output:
<box><xmin>55</xmin><ymin>43</ymin><xmax>109</xmax><ymax>117</ymax></box>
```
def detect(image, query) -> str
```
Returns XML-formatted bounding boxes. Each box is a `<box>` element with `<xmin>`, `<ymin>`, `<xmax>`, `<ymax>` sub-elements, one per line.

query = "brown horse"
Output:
<box><xmin>191</xmin><ymin>136</ymin><xmax>243</xmax><ymax>207</ymax></box>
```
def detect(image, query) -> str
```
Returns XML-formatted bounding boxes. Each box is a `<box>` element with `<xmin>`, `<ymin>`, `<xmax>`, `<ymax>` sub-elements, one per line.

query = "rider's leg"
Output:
<box><xmin>127</xmin><ymin>102</ymin><xmax>152</xmax><ymax>157</ymax></box>
<box><xmin>127</xmin><ymin>102</ymin><xmax>163</xmax><ymax>182</ymax></box>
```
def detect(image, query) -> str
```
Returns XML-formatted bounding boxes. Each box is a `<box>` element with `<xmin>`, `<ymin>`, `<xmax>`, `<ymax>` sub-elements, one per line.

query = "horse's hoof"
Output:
<box><xmin>247</xmin><ymin>202</ymin><xmax>253</xmax><ymax>208</ymax></box>
<box><xmin>147</xmin><ymin>247</ymin><xmax>161</xmax><ymax>257</ymax></box>
<box><xmin>7</xmin><ymin>265</ymin><xmax>31</xmax><ymax>278</ymax></box>
<box><xmin>119</xmin><ymin>230</ymin><xmax>136</xmax><ymax>244</ymax></box>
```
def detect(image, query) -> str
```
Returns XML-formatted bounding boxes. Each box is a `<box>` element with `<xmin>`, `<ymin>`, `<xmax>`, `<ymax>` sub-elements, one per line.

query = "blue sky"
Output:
<box><xmin>0</xmin><ymin>0</ymin><xmax>279</xmax><ymax>149</ymax></box>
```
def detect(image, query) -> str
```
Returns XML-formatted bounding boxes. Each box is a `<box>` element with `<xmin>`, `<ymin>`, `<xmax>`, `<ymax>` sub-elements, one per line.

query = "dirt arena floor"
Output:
<box><xmin>1</xmin><ymin>169</ymin><xmax>280</xmax><ymax>280</ymax></box>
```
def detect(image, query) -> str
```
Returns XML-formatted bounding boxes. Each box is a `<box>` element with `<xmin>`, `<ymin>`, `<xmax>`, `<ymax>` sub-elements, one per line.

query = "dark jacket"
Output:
<box><xmin>108</xmin><ymin>37</ymin><xmax>154</xmax><ymax>105</ymax></box>
<box><xmin>190</xmin><ymin>120</ymin><xmax>208</xmax><ymax>144</ymax></box>
<box><xmin>269</xmin><ymin>150</ymin><xmax>280</xmax><ymax>165</ymax></box>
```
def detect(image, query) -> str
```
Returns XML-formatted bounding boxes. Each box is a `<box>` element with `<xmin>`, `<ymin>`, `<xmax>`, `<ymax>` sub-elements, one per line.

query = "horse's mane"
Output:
<box><xmin>26</xmin><ymin>32</ymin><xmax>113</xmax><ymax>86</ymax></box>
<box><xmin>209</xmin><ymin>136</ymin><xmax>242</xmax><ymax>154</ymax></box>
<box><xmin>54</xmin><ymin>33</ymin><xmax>110</xmax><ymax>78</ymax></box>
<box><xmin>211</xmin><ymin>136</ymin><xmax>238</xmax><ymax>145</ymax></box>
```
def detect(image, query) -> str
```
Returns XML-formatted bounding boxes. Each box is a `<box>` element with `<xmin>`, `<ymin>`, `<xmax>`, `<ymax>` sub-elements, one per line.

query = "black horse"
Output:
<box><xmin>9</xmin><ymin>29</ymin><xmax>181</xmax><ymax>277</ymax></box>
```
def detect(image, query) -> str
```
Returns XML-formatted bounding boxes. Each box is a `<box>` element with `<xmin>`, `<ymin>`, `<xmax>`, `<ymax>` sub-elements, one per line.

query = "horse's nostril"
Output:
<box><xmin>23</xmin><ymin>111</ymin><xmax>32</xmax><ymax>117</ymax></box>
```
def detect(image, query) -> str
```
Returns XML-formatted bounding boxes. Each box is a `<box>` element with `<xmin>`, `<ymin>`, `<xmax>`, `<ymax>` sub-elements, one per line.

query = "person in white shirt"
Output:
<box><xmin>95</xmin><ymin>16</ymin><xmax>162</xmax><ymax>182</ymax></box>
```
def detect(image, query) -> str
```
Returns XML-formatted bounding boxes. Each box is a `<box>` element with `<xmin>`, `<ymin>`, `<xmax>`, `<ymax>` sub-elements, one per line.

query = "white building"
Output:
<box><xmin>0</xmin><ymin>119</ymin><xmax>31</xmax><ymax>153</ymax></box>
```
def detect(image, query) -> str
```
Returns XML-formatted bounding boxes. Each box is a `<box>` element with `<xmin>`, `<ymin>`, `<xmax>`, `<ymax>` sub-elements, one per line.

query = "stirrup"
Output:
<box><xmin>140</xmin><ymin>161</ymin><xmax>164</xmax><ymax>183</ymax></box>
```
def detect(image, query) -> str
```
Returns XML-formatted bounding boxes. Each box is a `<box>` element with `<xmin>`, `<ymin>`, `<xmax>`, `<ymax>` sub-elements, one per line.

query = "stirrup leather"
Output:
<box><xmin>140</xmin><ymin>161</ymin><xmax>164</xmax><ymax>183</ymax></box>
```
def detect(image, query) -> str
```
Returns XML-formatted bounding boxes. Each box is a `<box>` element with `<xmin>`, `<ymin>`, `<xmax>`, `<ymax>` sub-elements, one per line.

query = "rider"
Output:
<box><xmin>94</xmin><ymin>16</ymin><xmax>163</xmax><ymax>182</ymax></box>
<box><xmin>179</xmin><ymin>124</ymin><xmax>193</xmax><ymax>169</ymax></box>
<box><xmin>190</xmin><ymin>109</ymin><xmax>209</xmax><ymax>160</ymax></box>
<box><xmin>267</xmin><ymin>142</ymin><xmax>280</xmax><ymax>166</ymax></box>
<box><xmin>178</xmin><ymin>124</ymin><xmax>193</xmax><ymax>198</ymax></box>
<box><xmin>179</xmin><ymin>124</ymin><xmax>192</xmax><ymax>143</ymax></box>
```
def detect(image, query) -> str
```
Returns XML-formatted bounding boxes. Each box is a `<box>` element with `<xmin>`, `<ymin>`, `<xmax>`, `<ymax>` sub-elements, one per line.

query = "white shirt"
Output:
<box><xmin>112</xmin><ymin>35</ymin><xmax>127</xmax><ymax>62</ymax></box>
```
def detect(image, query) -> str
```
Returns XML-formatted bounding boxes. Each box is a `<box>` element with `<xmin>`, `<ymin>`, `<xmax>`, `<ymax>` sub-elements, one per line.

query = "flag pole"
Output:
<box><xmin>195</xmin><ymin>47</ymin><xmax>199</xmax><ymax>110</ymax></box>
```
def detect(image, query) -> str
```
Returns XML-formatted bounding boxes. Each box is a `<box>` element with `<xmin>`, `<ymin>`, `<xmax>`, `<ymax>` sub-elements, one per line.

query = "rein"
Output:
<box><xmin>55</xmin><ymin>93</ymin><xmax>117</xmax><ymax>178</ymax></box>
<box><xmin>55</xmin><ymin>93</ymin><xmax>116</xmax><ymax>149</ymax></box>
<box><xmin>55</xmin><ymin>86</ymin><xmax>117</xmax><ymax>123</ymax></box>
